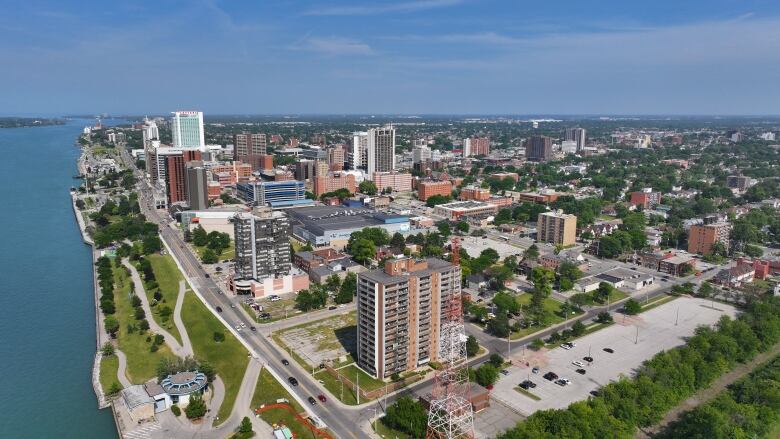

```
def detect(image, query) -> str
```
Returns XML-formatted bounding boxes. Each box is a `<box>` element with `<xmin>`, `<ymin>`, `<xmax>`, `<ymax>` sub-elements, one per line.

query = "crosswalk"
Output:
<box><xmin>123</xmin><ymin>421</ymin><xmax>161</xmax><ymax>439</ymax></box>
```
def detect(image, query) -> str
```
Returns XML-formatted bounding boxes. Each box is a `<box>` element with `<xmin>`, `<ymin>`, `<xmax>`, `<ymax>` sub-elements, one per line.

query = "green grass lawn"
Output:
<box><xmin>180</xmin><ymin>291</ymin><xmax>249</xmax><ymax>426</ymax></box>
<box><xmin>138</xmin><ymin>254</ymin><xmax>185</xmax><ymax>344</ymax></box>
<box><xmin>194</xmin><ymin>242</ymin><xmax>235</xmax><ymax>262</ymax></box>
<box><xmin>375</xmin><ymin>419</ymin><xmax>412</xmax><ymax>439</ymax></box>
<box><xmin>510</xmin><ymin>294</ymin><xmax>582</xmax><ymax>340</ymax></box>
<box><xmin>514</xmin><ymin>386</ymin><xmax>541</xmax><ymax>401</ymax></box>
<box><xmin>112</xmin><ymin>265</ymin><xmax>176</xmax><ymax>383</ymax></box>
<box><xmin>251</xmin><ymin>368</ymin><xmax>314</xmax><ymax>438</ymax></box>
<box><xmin>99</xmin><ymin>354</ymin><xmax>121</xmax><ymax>395</ymax></box>
<box><xmin>310</xmin><ymin>363</ymin><xmax>387</xmax><ymax>406</ymax></box>
<box><xmin>638</xmin><ymin>294</ymin><xmax>677</xmax><ymax>313</ymax></box>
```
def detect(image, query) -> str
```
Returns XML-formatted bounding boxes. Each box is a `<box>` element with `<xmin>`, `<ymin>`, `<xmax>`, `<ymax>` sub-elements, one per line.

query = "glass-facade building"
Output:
<box><xmin>171</xmin><ymin>111</ymin><xmax>205</xmax><ymax>149</ymax></box>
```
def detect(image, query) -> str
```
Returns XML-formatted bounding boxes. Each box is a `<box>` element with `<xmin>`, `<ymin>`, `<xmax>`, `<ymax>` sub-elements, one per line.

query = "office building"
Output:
<box><xmin>357</xmin><ymin>257</ymin><xmax>461</xmax><ymax>379</ymax></box>
<box><xmin>564</xmin><ymin>128</ymin><xmax>586</xmax><ymax>152</ymax></box>
<box><xmin>412</xmin><ymin>145</ymin><xmax>432</xmax><ymax>164</ymax></box>
<box><xmin>233</xmin><ymin>132</ymin><xmax>268</xmax><ymax>170</ymax></box>
<box><xmin>233</xmin><ymin>209</ymin><xmax>291</xmax><ymax>281</ymax></box>
<box><xmin>351</xmin><ymin>131</ymin><xmax>369</xmax><ymax>170</ymax></box>
<box><xmin>688</xmin><ymin>222</ymin><xmax>730</xmax><ymax>255</ymax></box>
<box><xmin>142</xmin><ymin>119</ymin><xmax>159</xmax><ymax>143</ymax></box>
<box><xmin>525</xmin><ymin>135</ymin><xmax>553</xmax><ymax>162</ymax></box>
<box><xmin>367</xmin><ymin>125</ymin><xmax>396</xmax><ymax>177</ymax></box>
<box><xmin>434</xmin><ymin>201</ymin><xmax>498</xmax><ymax>221</ymax></box>
<box><xmin>630</xmin><ymin>189</ymin><xmax>662</xmax><ymax>209</ymax></box>
<box><xmin>537</xmin><ymin>210</ymin><xmax>577</xmax><ymax>246</ymax></box>
<box><xmin>235</xmin><ymin>180</ymin><xmax>308</xmax><ymax>208</ymax></box>
<box><xmin>171</xmin><ymin>111</ymin><xmax>205</xmax><ymax>149</ymax></box>
<box><xmin>185</xmin><ymin>161</ymin><xmax>209</xmax><ymax>210</ymax></box>
<box><xmin>209</xmin><ymin>161</ymin><xmax>253</xmax><ymax>187</ymax></box>
<box><xmin>328</xmin><ymin>145</ymin><xmax>346</xmax><ymax>171</ymax></box>
<box><xmin>372</xmin><ymin>172</ymin><xmax>412</xmax><ymax>193</ymax></box>
<box><xmin>313</xmin><ymin>172</ymin><xmax>356</xmax><ymax>197</ymax></box>
<box><xmin>295</xmin><ymin>160</ymin><xmax>316</xmax><ymax>181</ymax></box>
<box><xmin>463</xmin><ymin>137</ymin><xmax>489</xmax><ymax>157</ymax></box>
<box><xmin>459</xmin><ymin>186</ymin><xmax>491</xmax><ymax>201</ymax></box>
<box><xmin>163</xmin><ymin>149</ymin><xmax>202</xmax><ymax>205</ymax></box>
<box><xmin>315</xmin><ymin>160</ymin><xmax>330</xmax><ymax>177</ymax></box>
<box><xmin>418</xmin><ymin>180</ymin><xmax>452</xmax><ymax>201</ymax></box>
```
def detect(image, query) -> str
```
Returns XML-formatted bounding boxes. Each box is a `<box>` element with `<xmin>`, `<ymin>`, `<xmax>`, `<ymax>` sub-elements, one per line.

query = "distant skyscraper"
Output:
<box><xmin>413</xmin><ymin>145</ymin><xmax>432</xmax><ymax>164</ymax></box>
<box><xmin>367</xmin><ymin>125</ymin><xmax>395</xmax><ymax>178</ymax></box>
<box><xmin>564</xmin><ymin>128</ymin><xmax>586</xmax><ymax>152</ymax></box>
<box><xmin>142</xmin><ymin>119</ymin><xmax>159</xmax><ymax>143</ymax></box>
<box><xmin>165</xmin><ymin>149</ymin><xmax>202</xmax><ymax>205</ymax></box>
<box><xmin>463</xmin><ymin>137</ymin><xmax>490</xmax><ymax>157</ymax></box>
<box><xmin>351</xmin><ymin>131</ymin><xmax>369</xmax><ymax>170</ymax></box>
<box><xmin>525</xmin><ymin>135</ymin><xmax>553</xmax><ymax>162</ymax></box>
<box><xmin>233</xmin><ymin>132</ymin><xmax>268</xmax><ymax>170</ymax></box>
<box><xmin>185</xmin><ymin>161</ymin><xmax>209</xmax><ymax>210</ymax></box>
<box><xmin>233</xmin><ymin>209</ymin><xmax>291</xmax><ymax>281</ymax></box>
<box><xmin>171</xmin><ymin>111</ymin><xmax>205</xmax><ymax>149</ymax></box>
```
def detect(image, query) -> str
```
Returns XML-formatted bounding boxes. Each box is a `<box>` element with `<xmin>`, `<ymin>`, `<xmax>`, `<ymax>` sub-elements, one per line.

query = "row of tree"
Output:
<box><xmin>497</xmin><ymin>296</ymin><xmax>780</xmax><ymax>438</ymax></box>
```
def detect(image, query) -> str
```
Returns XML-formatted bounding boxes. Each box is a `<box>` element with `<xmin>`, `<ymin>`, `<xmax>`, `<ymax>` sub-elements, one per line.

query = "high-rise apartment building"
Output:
<box><xmin>295</xmin><ymin>160</ymin><xmax>316</xmax><ymax>181</ymax></box>
<box><xmin>164</xmin><ymin>149</ymin><xmax>202</xmax><ymax>205</ymax></box>
<box><xmin>171</xmin><ymin>111</ymin><xmax>205</xmax><ymax>149</ymax></box>
<box><xmin>327</xmin><ymin>145</ymin><xmax>346</xmax><ymax>171</ymax></box>
<box><xmin>537</xmin><ymin>210</ymin><xmax>577</xmax><ymax>246</ymax></box>
<box><xmin>372</xmin><ymin>172</ymin><xmax>412</xmax><ymax>193</ymax></box>
<box><xmin>418</xmin><ymin>181</ymin><xmax>452</xmax><ymax>201</ymax></box>
<box><xmin>142</xmin><ymin>119</ymin><xmax>159</xmax><ymax>143</ymax></box>
<box><xmin>185</xmin><ymin>161</ymin><xmax>209</xmax><ymax>210</ymax></box>
<box><xmin>525</xmin><ymin>135</ymin><xmax>553</xmax><ymax>162</ymax></box>
<box><xmin>412</xmin><ymin>145</ymin><xmax>432</xmax><ymax>164</ymax></box>
<box><xmin>367</xmin><ymin>125</ymin><xmax>396</xmax><ymax>178</ymax></box>
<box><xmin>313</xmin><ymin>172</ymin><xmax>357</xmax><ymax>197</ymax></box>
<box><xmin>688</xmin><ymin>222</ymin><xmax>730</xmax><ymax>255</ymax></box>
<box><xmin>463</xmin><ymin>137</ymin><xmax>490</xmax><ymax>157</ymax></box>
<box><xmin>351</xmin><ymin>132</ymin><xmax>369</xmax><ymax>170</ymax></box>
<box><xmin>564</xmin><ymin>128</ymin><xmax>587</xmax><ymax>152</ymax></box>
<box><xmin>233</xmin><ymin>132</ymin><xmax>267</xmax><ymax>168</ymax></box>
<box><xmin>233</xmin><ymin>209</ymin><xmax>291</xmax><ymax>281</ymax></box>
<box><xmin>357</xmin><ymin>257</ymin><xmax>461</xmax><ymax>379</ymax></box>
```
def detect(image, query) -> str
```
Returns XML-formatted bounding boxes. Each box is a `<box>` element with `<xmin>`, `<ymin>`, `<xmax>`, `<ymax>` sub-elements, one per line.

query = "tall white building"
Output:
<box><xmin>171</xmin><ymin>111</ymin><xmax>205</xmax><ymax>149</ymax></box>
<box><xmin>413</xmin><ymin>145</ymin><xmax>432</xmax><ymax>163</ymax></box>
<box><xmin>366</xmin><ymin>125</ymin><xmax>395</xmax><ymax>179</ymax></box>
<box><xmin>142</xmin><ymin>118</ymin><xmax>159</xmax><ymax>143</ymax></box>
<box><xmin>564</xmin><ymin>128</ymin><xmax>587</xmax><ymax>152</ymax></box>
<box><xmin>351</xmin><ymin>131</ymin><xmax>369</xmax><ymax>170</ymax></box>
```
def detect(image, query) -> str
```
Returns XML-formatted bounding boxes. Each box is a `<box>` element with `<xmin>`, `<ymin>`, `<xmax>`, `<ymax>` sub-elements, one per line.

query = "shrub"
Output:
<box><xmin>185</xmin><ymin>393</ymin><xmax>207</xmax><ymax>419</ymax></box>
<box><xmin>170</xmin><ymin>404</ymin><xmax>181</xmax><ymax>416</ymax></box>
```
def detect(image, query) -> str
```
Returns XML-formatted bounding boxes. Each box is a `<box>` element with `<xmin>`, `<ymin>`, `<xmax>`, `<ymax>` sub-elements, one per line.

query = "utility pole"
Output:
<box><xmin>675</xmin><ymin>307</ymin><xmax>679</xmax><ymax>326</ymax></box>
<box><xmin>357</xmin><ymin>372</ymin><xmax>360</xmax><ymax>405</ymax></box>
<box><xmin>635</xmin><ymin>326</ymin><xmax>639</xmax><ymax>344</ymax></box>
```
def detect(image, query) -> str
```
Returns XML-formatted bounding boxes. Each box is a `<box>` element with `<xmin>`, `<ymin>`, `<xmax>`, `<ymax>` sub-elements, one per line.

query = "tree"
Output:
<box><xmin>475</xmin><ymin>364</ymin><xmax>499</xmax><ymax>387</ymax></box>
<box><xmin>437</xmin><ymin>221</ymin><xmax>451</xmax><ymax>237</ymax></box>
<box><xmin>185</xmin><ymin>392</ymin><xmax>207</xmax><ymax>419</ymax></box>
<box><xmin>358</xmin><ymin>180</ymin><xmax>378</xmax><ymax>195</ymax></box>
<box><xmin>101</xmin><ymin>342</ymin><xmax>115</xmax><ymax>356</ymax></box>
<box><xmin>596</xmin><ymin>311</ymin><xmax>614</xmax><ymax>324</ymax></box>
<box><xmin>489</xmin><ymin>353</ymin><xmax>504</xmax><ymax>368</ymax></box>
<box><xmin>528</xmin><ymin>267</ymin><xmax>555</xmax><ymax>324</ymax></box>
<box><xmin>213</xmin><ymin>331</ymin><xmax>225</xmax><ymax>342</ymax></box>
<box><xmin>104</xmin><ymin>316</ymin><xmax>119</xmax><ymax>337</ymax></box>
<box><xmin>456</xmin><ymin>221</ymin><xmax>470</xmax><ymax>234</ymax></box>
<box><xmin>697</xmin><ymin>281</ymin><xmax>715</xmax><ymax>298</ymax></box>
<box><xmin>201</xmin><ymin>248</ymin><xmax>218</xmax><ymax>264</ymax></box>
<box><xmin>594</xmin><ymin>282</ymin><xmax>614</xmax><ymax>304</ymax></box>
<box><xmin>744</xmin><ymin>244</ymin><xmax>764</xmax><ymax>258</ymax></box>
<box><xmin>142</xmin><ymin>234</ymin><xmax>161</xmax><ymax>254</ymax></box>
<box><xmin>238</xmin><ymin>416</ymin><xmax>253</xmax><ymax>434</ymax></box>
<box><xmin>107</xmin><ymin>382</ymin><xmax>122</xmax><ymax>396</ymax></box>
<box><xmin>390</xmin><ymin>232</ymin><xmax>406</xmax><ymax>250</ymax></box>
<box><xmin>349</xmin><ymin>238</ymin><xmax>375</xmax><ymax>264</ymax></box>
<box><xmin>531</xmin><ymin>338</ymin><xmax>545</xmax><ymax>350</ymax></box>
<box><xmin>382</xmin><ymin>397</ymin><xmax>428</xmax><ymax>439</ymax></box>
<box><xmin>335</xmin><ymin>272</ymin><xmax>357</xmax><ymax>304</ymax></box>
<box><xmin>487</xmin><ymin>313</ymin><xmax>510</xmax><ymax>337</ymax></box>
<box><xmin>571</xmin><ymin>320</ymin><xmax>586</xmax><ymax>337</ymax></box>
<box><xmin>623</xmin><ymin>299</ymin><xmax>642</xmax><ymax>315</ymax></box>
<box><xmin>425</xmin><ymin>194</ymin><xmax>452</xmax><ymax>207</ymax></box>
<box><xmin>466</xmin><ymin>335</ymin><xmax>479</xmax><ymax>357</ymax></box>
<box><xmin>192</xmin><ymin>225</ymin><xmax>208</xmax><ymax>247</ymax></box>
<box><xmin>524</xmin><ymin>244</ymin><xmax>539</xmax><ymax>261</ymax></box>
<box><xmin>493</xmin><ymin>291</ymin><xmax>520</xmax><ymax>315</ymax></box>
<box><xmin>597</xmin><ymin>236</ymin><xmax>623</xmax><ymax>259</ymax></box>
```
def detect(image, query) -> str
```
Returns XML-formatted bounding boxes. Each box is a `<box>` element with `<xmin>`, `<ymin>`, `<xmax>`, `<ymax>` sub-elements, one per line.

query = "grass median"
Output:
<box><xmin>180</xmin><ymin>291</ymin><xmax>249</xmax><ymax>426</ymax></box>
<box><xmin>251</xmin><ymin>368</ymin><xmax>313</xmax><ymax>438</ymax></box>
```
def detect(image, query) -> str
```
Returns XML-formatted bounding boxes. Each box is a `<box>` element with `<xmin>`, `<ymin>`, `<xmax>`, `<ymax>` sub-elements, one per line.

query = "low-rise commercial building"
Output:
<box><xmin>433</xmin><ymin>201</ymin><xmax>498</xmax><ymax>221</ymax></box>
<box><xmin>236</xmin><ymin>180</ymin><xmax>309</xmax><ymax>208</ymax></box>
<box><xmin>288</xmin><ymin>206</ymin><xmax>410</xmax><ymax>248</ymax></box>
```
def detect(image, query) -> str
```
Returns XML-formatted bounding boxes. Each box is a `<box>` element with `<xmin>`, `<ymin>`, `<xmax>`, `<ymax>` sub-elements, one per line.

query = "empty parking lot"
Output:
<box><xmin>491</xmin><ymin>296</ymin><xmax>738</xmax><ymax>415</ymax></box>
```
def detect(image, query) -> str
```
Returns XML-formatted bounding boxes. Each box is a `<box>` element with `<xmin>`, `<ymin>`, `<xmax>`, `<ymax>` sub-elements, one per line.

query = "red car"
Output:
<box><xmin>317</xmin><ymin>394</ymin><xmax>327</xmax><ymax>403</ymax></box>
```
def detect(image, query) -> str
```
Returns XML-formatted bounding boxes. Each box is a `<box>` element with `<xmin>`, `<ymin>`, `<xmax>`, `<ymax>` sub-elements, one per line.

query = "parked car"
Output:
<box><xmin>216</xmin><ymin>306</ymin><xmax>223</xmax><ymax>313</ymax></box>
<box><xmin>282</xmin><ymin>359</ymin><xmax>290</xmax><ymax>366</ymax></box>
<box><xmin>576</xmin><ymin>368</ymin><xmax>586</xmax><ymax>375</ymax></box>
<box><xmin>543</xmin><ymin>372</ymin><xmax>558</xmax><ymax>381</ymax></box>
<box><xmin>328</xmin><ymin>305</ymin><xmax>337</xmax><ymax>310</ymax></box>
<box><xmin>288</xmin><ymin>377</ymin><xmax>298</xmax><ymax>386</ymax></box>
<box><xmin>583</xmin><ymin>356</ymin><xmax>593</xmax><ymax>363</ymax></box>
<box><xmin>270</xmin><ymin>295</ymin><xmax>281</xmax><ymax>302</ymax></box>
<box><xmin>572</xmin><ymin>361</ymin><xmax>585</xmax><ymax>368</ymax></box>
<box><xmin>519</xmin><ymin>380</ymin><xmax>537</xmax><ymax>389</ymax></box>
<box><xmin>532</xmin><ymin>366</ymin><xmax>540</xmax><ymax>374</ymax></box>
<box><xmin>603</xmin><ymin>348</ymin><xmax>615</xmax><ymax>354</ymax></box>
<box><xmin>500</xmin><ymin>369</ymin><xmax>510</xmax><ymax>376</ymax></box>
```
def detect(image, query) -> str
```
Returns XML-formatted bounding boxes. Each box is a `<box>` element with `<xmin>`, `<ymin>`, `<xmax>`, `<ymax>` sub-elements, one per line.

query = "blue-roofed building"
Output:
<box><xmin>287</xmin><ymin>205</ymin><xmax>411</xmax><ymax>247</ymax></box>
<box><xmin>236</xmin><ymin>180</ymin><xmax>307</xmax><ymax>207</ymax></box>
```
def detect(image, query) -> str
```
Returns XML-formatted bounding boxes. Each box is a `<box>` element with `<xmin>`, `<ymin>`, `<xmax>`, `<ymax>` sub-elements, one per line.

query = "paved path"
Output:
<box><xmin>637</xmin><ymin>343</ymin><xmax>780</xmax><ymax>438</ymax></box>
<box><xmin>173</xmin><ymin>280</ymin><xmax>194</xmax><ymax>357</ymax></box>
<box><xmin>114</xmin><ymin>349</ymin><xmax>133</xmax><ymax>388</ymax></box>
<box><xmin>122</xmin><ymin>258</ymin><xmax>192</xmax><ymax>357</ymax></box>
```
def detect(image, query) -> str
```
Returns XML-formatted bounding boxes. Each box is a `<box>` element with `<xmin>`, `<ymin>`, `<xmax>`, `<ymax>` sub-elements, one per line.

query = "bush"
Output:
<box><xmin>101</xmin><ymin>342</ymin><xmax>115</xmax><ymax>356</ymax></box>
<box><xmin>623</xmin><ymin>299</ymin><xmax>642</xmax><ymax>315</ymax></box>
<box><xmin>489</xmin><ymin>353</ymin><xmax>504</xmax><ymax>368</ymax></box>
<box><xmin>185</xmin><ymin>393</ymin><xmax>207</xmax><ymax>419</ymax></box>
<box><xmin>107</xmin><ymin>382</ymin><xmax>122</xmax><ymax>396</ymax></box>
<box><xmin>390</xmin><ymin>372</ymin><xmax>402</xmax><ymax>382</ymax></box>
<box><xmin>530</xmin><ymin>338</ymin><xmax>545</xmax><ymax>350</ymax></box>
<box><xmin>213</xmin><ymin>331</ymin><xmax>226</xmax><ymax>343</ymax></box>
<box><xmin>466</xmin><ymin>335</ymin><xmax>479</xmax><ymax>357</ymax></box>
<box><xmin>170</xmin><ymin>404</ymin><xmax>181</xmax><ymax>416</ymax></box>
<box><xmin>475</xmin><ymin>364</ymin><xmax>499</xmax><ymax>387</ymax></box>
<box><xmin>381</xmin><ymin>397</ymin><xmax>428</xmax><ymax>438</ymax></box>
<box><xmin>238</xmin><ymin>416</ymin><xmax>253</xmax><ymax>434</ymax></box>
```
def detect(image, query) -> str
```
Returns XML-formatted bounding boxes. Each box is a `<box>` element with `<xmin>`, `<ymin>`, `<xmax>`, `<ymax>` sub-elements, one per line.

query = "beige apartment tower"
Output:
<box><xmin>357</xmin><ymin>258</ymin><xmax>461</xmax><ymax>379</ymax></box>
<box><xmin>537</xmin><ymin>210</ymin><xmax>577</xmax><ymax>246</ymax></box>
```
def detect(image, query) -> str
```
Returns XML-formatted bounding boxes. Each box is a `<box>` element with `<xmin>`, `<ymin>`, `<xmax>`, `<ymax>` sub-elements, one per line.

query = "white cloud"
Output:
<box><xmin>305</xmin><ymin>0</ymin><xmax>463</xmax><ymax>16</ymax></box>
<box><xmin>299</xmin><ymin>37</ymin><xmax>375</xmax><ymax>56</ymax></box>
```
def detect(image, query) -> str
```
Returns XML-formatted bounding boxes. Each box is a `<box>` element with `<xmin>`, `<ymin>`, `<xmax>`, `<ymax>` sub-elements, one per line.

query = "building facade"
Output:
<box><xmin>418</xmin><ymin>180</ymin><xmax>452</xmax><ymax>201</ymax></box>
<box><xmin>357</xmin><ymin>258</ymin><xmax>461</xmax><ymax>379</ymax></box>
<box><xmin>688</xmin><ymin>222</ymin><xmax>730</xmax><ymax>255</ymax></box>
<box><xmin>537</xmin><ymin>211</ymin><xmax>577</xmax><ymax>246</ymax></box>
<box><xmin>185</xmin><ymin>161</ymin><xmax>209</xmax><ymax>210</ymax></box>
<box><xmin>236</xmin><ymin>180</ymin><xmax>306</xmax><ymax>207</ymax></box>
<box><xmin>233</xmin><ymin>133</ymin><xmax>267</xmax><ymax>169</ymax></box>
<box><xmin>313</xmin><ymin>172</ymin><xmax>357</xmax><ymax>197</ymax></box>
<box><xmin>372</xmin><ymin>172</ymin><xmax>412</xmax><ymax>193</ymax></box>
<box><xmin>171</xmin><ymin>111</ymin><xmax>205</xmax><ymax>149</ymax></box>
<box><xmin>525</xmin><ymin>135</ymin><xmax>553</xmax><ymax>162</ymax></box>
<box><xmin>564</xmin><ymin>128</ymin><xmax>586</xmax><ymax>152</ymax></box>
<box><xmin>367</xmin><ymin>125</ymin><xmax>396</xmax><ymax>177</ymax></box>
<box><xmin>463</xmin><ymin>137</ymin><xmax>490</xmax><ymax>157</ymax></box>
<box><xmin>233</xmin><ymin>209</ymin><xmax>291</xmax><ymax>281</ymax></box>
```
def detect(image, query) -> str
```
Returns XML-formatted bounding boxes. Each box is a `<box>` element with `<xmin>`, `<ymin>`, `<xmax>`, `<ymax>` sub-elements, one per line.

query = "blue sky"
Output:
<box><xmin>2</xmin><ymin>0</ymin><xmax>780</xmax><ymax>115</ymax></box>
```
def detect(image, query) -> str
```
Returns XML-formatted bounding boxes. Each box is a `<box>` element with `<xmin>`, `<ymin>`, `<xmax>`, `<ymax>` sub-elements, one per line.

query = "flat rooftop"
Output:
<box><xmin>288</xmin><ymin>206</ymin><xmax>408</xmax><ymax>235</ymax></box>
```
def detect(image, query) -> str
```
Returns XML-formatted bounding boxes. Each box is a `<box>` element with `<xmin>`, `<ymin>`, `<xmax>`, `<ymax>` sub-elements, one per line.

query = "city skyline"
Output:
<box><xmin>3</xmin><ymin>0</ymin><xmax>780</xmax><ymax>115</ymax></box>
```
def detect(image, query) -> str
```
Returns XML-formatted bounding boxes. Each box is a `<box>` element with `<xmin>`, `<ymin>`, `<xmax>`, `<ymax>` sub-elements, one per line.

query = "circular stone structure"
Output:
<box><xmin>160</xmin><ymin>371</ymin><xmax>208</xmax><ymax>402</ymax></box>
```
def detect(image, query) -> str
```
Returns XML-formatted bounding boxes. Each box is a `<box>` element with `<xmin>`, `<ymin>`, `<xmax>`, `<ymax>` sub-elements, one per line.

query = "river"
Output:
<box><xmin>0</xmin><ymin>119</ymin><xmax>118</xmax><ymax>438</ymax></box>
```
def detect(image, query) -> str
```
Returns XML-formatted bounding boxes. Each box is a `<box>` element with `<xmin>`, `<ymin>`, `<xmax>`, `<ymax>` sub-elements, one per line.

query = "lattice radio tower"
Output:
<box><xmin>426</xmin><ymin>237</ymin><xmax>474</xmax><ymax>439</ymax></box>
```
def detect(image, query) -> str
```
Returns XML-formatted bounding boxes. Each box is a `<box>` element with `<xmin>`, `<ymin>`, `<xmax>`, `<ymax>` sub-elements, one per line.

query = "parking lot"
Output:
<box><xmin>491</xmin><ymin>297</ymin><xmax>738</xmax><ymax>415</ymax></box>
<box><xmin>275</xmin><ymin>311</ymin><xmax>357</xmax><ymax>369</ymax></box>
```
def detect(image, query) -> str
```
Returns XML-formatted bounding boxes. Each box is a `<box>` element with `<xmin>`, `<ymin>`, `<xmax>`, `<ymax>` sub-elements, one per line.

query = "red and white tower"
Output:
<box><xmin>426</xmin><ymin>238</ymin><xmax>474</xmax><ymax>439</ymax></box>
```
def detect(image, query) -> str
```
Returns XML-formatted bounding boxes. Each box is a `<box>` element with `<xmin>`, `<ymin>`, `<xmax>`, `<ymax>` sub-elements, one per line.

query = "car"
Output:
<box><xmin>543</xmin><ymin>372</ymin><xmax>558</xmax><ymax>381</ymax></box>
<box><xmin>519</xmin><ymin>380</ymin><xmax>536</xmax><ymax>389</ymax></box>
<box><xmin>230</xmin><ymin>303</ymin><xmax>236</xmax><ymax>308</ymax></box>
<box><xmin>590</xmin><ymin>389</ymin><xmax>602</xmax><ymax>397</ymax></box>
<box><xmin>270</xmin><ymin>295</ymin><xmax>281</xmax><ymax>302</ymax></box>
<box><xmin>307</xmin><ymin>396</ymin><xmax>317</xmax><ymax>405</ymax></box>
<box><xmin>288</xmin><ymin>377</ymin><xmax>298</xmax><ymax>386</ymax></box>
<box><xmin>486</xmin><ymin>384</ymin><xmax>494</xmax><ymax>390</ymax></box>
<box><xmin>572</xmin><ymin>361</ymin><xmax>585</xmax><ymax>368</ymax></box>
<box><xmin>576</xmin><ymin>368</ymin><xmax>586</xmax><ymax>375</ymax></box>
<box><xmin>328</xmin><ymin>306</ymin><xmax>337</xmax><ymax>310</ymax></box>
<box><xmin>318</xmin><ymin>394</ymin><xmax>327</xmax><ymax>403</ymax></box>
<box><xmin>216</xmin><ymin>306</ymin><xmax>223</xmax><ymax>312</ymax></box>
<box><xmin>204</xmin><ymin>274</ymin><xmax>210</xmax><ymax>278</ymax></box>
<box><xmin>555</xmin><ymin>379</ymin><xmax>569</xmax><ymax>386</ymax></box>
<box><xmin>560</xmin><ymin>343</ymin><xmax>572</xmax><ymax>350</ymax></box>
<box><xmin>282</xmin><ymin>359</ymin><xmax>290</xmax><ymax>366</ymax></box>
<box><xmin>583</xmin><ymin>356</ymin><xmax>594</xmax><ymax>363</ymax></box>
<box><xmin>500</xmin><ymin>369</ymin><xmax>510</xmax><ymax>376</ymax></box>
<box><xmin>532</xmin><ymin>366</ymin><xmax>540</xmax><ymax>374</ymax></box>
<box><xmin>603</xmin><ymin>348</ymin><xmax>615</xmax><ymax>354</ymax></box>
<box><xmin>250</xmin><ymin>326</ymin><xmax>256</xmax><ymax>332</ymax></box>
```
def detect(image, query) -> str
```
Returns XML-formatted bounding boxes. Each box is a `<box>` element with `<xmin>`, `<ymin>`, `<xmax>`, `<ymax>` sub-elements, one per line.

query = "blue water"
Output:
<box><xmin>0</xmin><ymin>119</ymin><xmax>118</xmax><ymax>438</ymax></box>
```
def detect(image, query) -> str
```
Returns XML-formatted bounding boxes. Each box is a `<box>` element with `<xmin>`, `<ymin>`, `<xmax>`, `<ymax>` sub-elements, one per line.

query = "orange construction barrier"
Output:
<box><xmin>254</xmin><ymin>403</ymin><xmax>334</xmax><ymax>439</ymax></box>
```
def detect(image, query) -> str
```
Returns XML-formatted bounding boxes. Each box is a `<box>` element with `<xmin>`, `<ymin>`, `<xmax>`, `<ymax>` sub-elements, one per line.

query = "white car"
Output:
<box><xmin>560</xmin><ymin>343</ymin><xmax>573</xmax><ymax>350</ymax></box>
<box><xmin>572</xmin><ymin>361</ymin><xmax>585</xmax><ymax>368</ymax></box>
<box><xmin>269</xmin><ymin>295</ymin><xmax>281</xmax><ymax>302</ymax></box>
